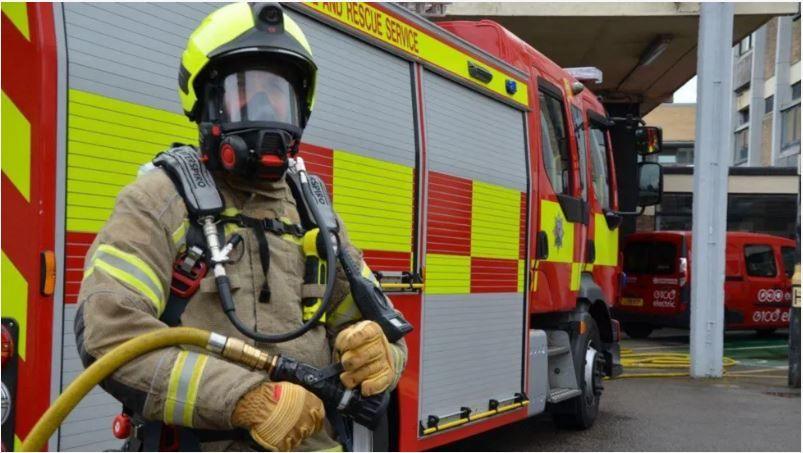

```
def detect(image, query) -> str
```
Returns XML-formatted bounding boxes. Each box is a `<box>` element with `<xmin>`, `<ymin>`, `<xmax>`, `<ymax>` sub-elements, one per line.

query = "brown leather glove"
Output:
<box><xmin>231</xmin><ymin>382</ymin><xmax>324</xmax><ymax>451</ymax></box>
<box><xmin>334</xmin><ymin>320</ymin><xmax>397</xmax><ymax>396</ymax></box>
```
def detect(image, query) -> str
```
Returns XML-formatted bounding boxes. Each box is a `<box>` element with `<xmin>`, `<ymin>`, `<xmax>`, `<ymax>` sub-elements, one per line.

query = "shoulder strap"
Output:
<box><xmin>153</xmin><ymin>146</ymin><xmax>223</xmax><ymax>219</ymax></box>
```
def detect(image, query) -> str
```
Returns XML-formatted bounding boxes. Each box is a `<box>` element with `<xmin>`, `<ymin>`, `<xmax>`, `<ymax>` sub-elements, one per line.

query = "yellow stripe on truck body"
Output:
<box><xmin>332</xmin><ymin>150</ymin><xmax>414</xmax><ymax>253</ymax></box>
<box><xmin>471</xmin><ymin>181</ymin><xmax>521</xmax><ymax>260</ymax></box>
<box><xmin>303</xmin><ymin>2</ymin><xmax>528</xmax><ymax>107</ymax></box>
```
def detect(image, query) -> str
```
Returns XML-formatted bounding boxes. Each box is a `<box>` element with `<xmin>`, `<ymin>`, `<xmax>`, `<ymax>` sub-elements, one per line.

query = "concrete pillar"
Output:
<box><xmin>771</xmin><ymin>16</ymin><xmax>793</xmax><ymax>165</ymax></box>
<box><xmin>690</xmin><ymin>2</ymin><xmax>733</xmax><ymax>378</ymax></box>
<box><xmin>748</xmin><ymin>26</ymin><xmax>767</xmax><ymax>166</ymax></box>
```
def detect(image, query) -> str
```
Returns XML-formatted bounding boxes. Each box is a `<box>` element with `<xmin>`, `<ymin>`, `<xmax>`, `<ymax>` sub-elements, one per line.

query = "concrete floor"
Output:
<box><xmin>438</xmin><ymin>329</ymin><xmax>800</xmax><ymax>451</ymax></box>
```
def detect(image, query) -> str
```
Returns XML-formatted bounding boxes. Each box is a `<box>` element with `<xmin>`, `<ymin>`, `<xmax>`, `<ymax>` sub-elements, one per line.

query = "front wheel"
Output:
<box><xmin>551</xmin><ymin>318</ymin><xmax>604</xmax><ymax>430</ymax></box>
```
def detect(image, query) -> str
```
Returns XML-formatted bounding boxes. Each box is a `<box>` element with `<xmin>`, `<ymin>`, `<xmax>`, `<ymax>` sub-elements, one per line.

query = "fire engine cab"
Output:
<box><xmin>1</xmin><ymin>3</ymin><xmax>662</xmax><ymax>451</ymax></box>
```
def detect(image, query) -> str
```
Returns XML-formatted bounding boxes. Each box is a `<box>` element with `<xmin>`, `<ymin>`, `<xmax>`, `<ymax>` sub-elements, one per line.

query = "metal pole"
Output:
<box><xmin>690</xmin><ymin>2</ymin><xmax>733</xmax><ymax>378</ymax></box>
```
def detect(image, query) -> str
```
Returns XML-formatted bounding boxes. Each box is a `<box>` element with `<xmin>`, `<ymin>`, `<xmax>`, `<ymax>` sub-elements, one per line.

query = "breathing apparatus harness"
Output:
<box><xmin>152</xmin><ymin>146</ymin><xmax>412</xmax><ymax>433</ymax></box>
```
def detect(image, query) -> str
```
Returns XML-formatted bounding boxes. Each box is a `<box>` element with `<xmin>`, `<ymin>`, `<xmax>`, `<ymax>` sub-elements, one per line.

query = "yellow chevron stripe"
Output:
<box><xmin>2</xmin><ymin>91</ymin><xmax>31</xmax><ymax>201</ymax></box>
<box><xmin>1</xmin><ymin>251</ymin><xmax>28</xmax><ymax>360</ymax></box>
<box><xmin>2</xmin><ymin>3</ymin><xmax>29</xmax><ymax>40</ymax></box>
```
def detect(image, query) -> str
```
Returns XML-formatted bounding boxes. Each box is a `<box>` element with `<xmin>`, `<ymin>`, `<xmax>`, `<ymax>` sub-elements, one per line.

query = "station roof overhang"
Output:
<box><xmin>434</xmin><ymin>2</ymin><xmax>800</xmax><ymax>115</ymax></box>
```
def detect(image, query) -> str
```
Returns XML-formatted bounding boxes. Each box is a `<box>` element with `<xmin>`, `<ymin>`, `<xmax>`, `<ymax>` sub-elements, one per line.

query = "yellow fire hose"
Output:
<box><xmin>615</xmin><ymin>348</ymin><xmax>739</xmax><ymax>379</ymax></box>
<box><xmin>21</xmin><ymin>327</ymin><xmax>272</xmax><ymax>452</ymax></box>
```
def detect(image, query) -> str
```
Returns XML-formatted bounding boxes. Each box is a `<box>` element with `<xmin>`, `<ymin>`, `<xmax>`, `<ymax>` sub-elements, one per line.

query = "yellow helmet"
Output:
<box><xmin>178</xmin><ymin>2</ymin><xmax>316</xmax><ymax>126</ymax></box>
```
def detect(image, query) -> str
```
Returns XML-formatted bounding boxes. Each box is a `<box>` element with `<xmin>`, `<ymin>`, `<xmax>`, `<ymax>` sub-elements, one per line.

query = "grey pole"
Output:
<box><xmin>690</xmin><ymin>2</ymin><xmax>733</xmax><ymax>378</ymax></box>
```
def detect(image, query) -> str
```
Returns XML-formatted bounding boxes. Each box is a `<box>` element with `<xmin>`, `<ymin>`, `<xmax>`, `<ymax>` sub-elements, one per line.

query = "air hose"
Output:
<box><xmin>21</xmin><ymin>327</ymin><xmax>389</xmax><ymax>451</ymax></box>
<box><xmin>215</xmin><ymin>157</ymin><xmax>339</xmax><ymax>343</ymax></box>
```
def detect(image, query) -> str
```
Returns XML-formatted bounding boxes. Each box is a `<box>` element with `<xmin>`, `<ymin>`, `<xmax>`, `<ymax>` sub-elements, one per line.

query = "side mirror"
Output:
<box><xmin>634</xmin><ymin>126</ymin><xmax>663</xmax><ymax>156</ymax></box>
<box><xmin>637</xmin><ymin>162</ymin><xmax>663</xmax><ymax>207</ymax></box>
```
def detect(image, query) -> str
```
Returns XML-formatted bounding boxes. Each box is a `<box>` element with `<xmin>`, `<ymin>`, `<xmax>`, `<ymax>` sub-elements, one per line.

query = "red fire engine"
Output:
<box><xmin>2</xmin><ymin>3</ymin><xmax>662</xmax><ymax>451</ymax></box>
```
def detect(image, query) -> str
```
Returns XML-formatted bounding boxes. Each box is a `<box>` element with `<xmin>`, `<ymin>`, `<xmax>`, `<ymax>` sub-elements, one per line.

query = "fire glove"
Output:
<box><xmin>231</xmin><ymin>382</ymin><xmax>324</xmax><ymax>451</ymax></box>
<box><xmin>334</xmin><ymin>320</ymin><xmax>401</xmax><ymax>396</ymax></box>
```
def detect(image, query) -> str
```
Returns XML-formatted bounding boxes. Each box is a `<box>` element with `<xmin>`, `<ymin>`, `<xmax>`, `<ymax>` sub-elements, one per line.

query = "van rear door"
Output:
<box><xmin>740</xmin><ymin>243</ymin><xmax>790</xmax><ymax>328</ymax></box>
<box><xmin>622</xmin><ymin>236</ymin><xmax>684</xmax><ymax>315</ymax></box>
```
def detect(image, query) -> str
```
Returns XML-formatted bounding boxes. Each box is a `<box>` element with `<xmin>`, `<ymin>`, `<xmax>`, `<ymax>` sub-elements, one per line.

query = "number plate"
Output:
<box><xmin>620</xmin><ymin>297</ymin><xmax>644</xmax><ymax>307</ymax></box>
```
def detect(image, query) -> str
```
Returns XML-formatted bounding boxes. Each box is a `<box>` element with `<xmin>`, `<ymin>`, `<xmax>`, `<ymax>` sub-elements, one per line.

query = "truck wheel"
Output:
<box><xmin>552</xmin><ymin>318</ymin><xmax>604</xmax><ymax>430</ymax></box>
<box><xmin>623</xmin><ymin>322</ymin><xmax>653</xmax><ymax>339</ymax></box>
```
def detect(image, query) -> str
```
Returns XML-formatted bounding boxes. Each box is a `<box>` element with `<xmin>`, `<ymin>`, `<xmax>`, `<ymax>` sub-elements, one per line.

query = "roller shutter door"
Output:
<box><xmin>420</xmin><ymin>70</ymin><xmax>528</xmax><ymax>423</ymax></box>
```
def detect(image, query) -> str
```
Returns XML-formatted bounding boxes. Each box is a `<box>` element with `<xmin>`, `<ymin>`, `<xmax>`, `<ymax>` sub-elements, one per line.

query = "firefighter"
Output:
<box><xmin>75</xmin><ymin>3</ymin><xmax>407</xmax><ymax>451</ymax></box>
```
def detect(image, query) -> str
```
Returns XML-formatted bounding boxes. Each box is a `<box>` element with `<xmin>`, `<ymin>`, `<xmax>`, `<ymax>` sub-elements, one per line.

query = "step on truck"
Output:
<box><xmin>1</xmin><ymin>3</ymin><xmax>662</xmax><ymax>451</ymax></box>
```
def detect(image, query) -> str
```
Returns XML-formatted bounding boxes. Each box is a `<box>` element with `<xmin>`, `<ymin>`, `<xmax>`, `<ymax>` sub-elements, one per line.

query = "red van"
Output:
<box><xmin>614</xmin><ymin>231</ymin><xmax>797</xmax><ymax>338</ymax></box>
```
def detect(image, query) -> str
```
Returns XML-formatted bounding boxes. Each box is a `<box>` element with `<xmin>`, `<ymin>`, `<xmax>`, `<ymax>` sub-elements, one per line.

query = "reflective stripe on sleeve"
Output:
<box><xmin>84</xmin><ymin>244</ymin><xmax>166</xmax><ymax>315</ymax></box>
<box><xmin>165</xmin><ymin>351</ymin><xmax>209</xmax><ymax>427</ymax></box>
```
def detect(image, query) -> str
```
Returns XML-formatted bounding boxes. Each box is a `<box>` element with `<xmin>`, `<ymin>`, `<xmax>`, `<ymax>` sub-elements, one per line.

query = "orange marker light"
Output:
<box><xmin>40</xmin><ymin>250</ymin><xmax>56</xmax><ymax>296</ymax></box>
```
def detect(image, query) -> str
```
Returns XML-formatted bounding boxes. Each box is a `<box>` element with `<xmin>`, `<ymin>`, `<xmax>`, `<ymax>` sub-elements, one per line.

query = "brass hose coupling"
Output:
<box><xmin>220</xmin><ymin>336</ymin><xmax>272</xmax><ymax>371</ymax></box>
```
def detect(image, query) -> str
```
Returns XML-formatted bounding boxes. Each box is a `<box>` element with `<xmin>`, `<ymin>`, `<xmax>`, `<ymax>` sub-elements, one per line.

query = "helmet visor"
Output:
<box><xmin>221</xmin><ymin>69</ymin><xmax>300</xmax><ymax>126</ymax></box>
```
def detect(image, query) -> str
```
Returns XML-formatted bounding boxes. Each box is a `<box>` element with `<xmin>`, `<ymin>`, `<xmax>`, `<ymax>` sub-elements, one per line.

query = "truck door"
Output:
<box><xmin>532</xmin><ymin>80</ymin><xmax>584</xmax><ymax>313</ymax></box>
<box><xmin>419</xmin><ymin>69</ymin><xmax>528</xmax><ymax>431</ymax></box>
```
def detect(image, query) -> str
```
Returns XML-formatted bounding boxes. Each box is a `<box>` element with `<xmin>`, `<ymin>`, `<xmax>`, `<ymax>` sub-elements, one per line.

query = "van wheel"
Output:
<box><xmin>552</xmin><ymin>318</ymin><xmax>604</xmax><ymax>430</ymax></box>
<box><xmin>623</xmin><ymin>322</ymin><xmax>653</xmax><ymax>339</ymax></box>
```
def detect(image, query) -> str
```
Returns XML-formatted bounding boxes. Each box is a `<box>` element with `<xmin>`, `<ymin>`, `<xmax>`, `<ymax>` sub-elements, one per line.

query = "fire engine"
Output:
<box><xmin>1</xmin><ymin>3</ymin><xmax>662</xmax><ymax>451</ymax></box>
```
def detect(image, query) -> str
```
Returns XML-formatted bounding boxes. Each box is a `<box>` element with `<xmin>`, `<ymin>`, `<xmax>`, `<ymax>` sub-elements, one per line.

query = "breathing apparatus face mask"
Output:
<box><xmin>199</xmin><ymin>64</ymin><xmax>305</xmax><ymax>181</ymax></box>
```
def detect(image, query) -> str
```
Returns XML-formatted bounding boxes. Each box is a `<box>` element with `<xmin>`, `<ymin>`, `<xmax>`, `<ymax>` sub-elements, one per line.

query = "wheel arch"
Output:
<box><xmin>578</xmin><ymin>272</ymin><xmax>614</xmax><ymax>344</ymax></box>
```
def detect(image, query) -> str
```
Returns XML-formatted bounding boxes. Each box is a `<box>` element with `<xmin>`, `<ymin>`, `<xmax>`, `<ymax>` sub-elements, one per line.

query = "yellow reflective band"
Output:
<box><xmin>183</xmin><ymin>354</ymin><xmax>208</xmax><ymax>427</ymax></box>
<box><xmin>165</xmin><ymin>350</ymin><xmax>208</xmax><ymax>427</ymax></box>
<box><xmin>539</xmin><ymin>200</ymin><xmax>574</xmax><ymax>263</ymax></box>
<box><xmin>320</xmin><ymin>445</ymin><xmax>344</xmax><ymax>452</ymax></box>
<box><xmin>2</xmin><ymin>91</ymin><xmax>31</xmax><ymax>201</ymax></box>
<box><xmin>326</xmin><ymin>293</ymin><xmax>361</xmax><ymax>329</ymax></box>
<box><xmin>425</xmin><ymin>254</ymin><xmax>470</xmax><ymax>295</ymax></box>
<box><xmin>90</xmin><ymin>244</ymin><xmax>165</xmax><ymax>315</ymax></box>
<box><xmin>165</xmin><ymin>351</ymin><xmax>189</xmax><ymax>424</ymax></box>
<box><xmin>172</xmin><ymin>220</ymin><xmax>189</xmax><ymax>248</ymax></box>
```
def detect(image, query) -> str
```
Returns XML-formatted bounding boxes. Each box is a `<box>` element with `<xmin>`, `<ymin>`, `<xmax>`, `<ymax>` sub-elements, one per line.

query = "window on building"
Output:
<box><xmin>765</xmin><ymin>95</ymin><xmax>774</xmax><ymax>114</ymax></box>
<box><xmin>737</xmin><ymin>106</ymin><xmax>750</xmax><ymax>126</ymax></box>
<box><xmin>734</xmin><ymin>128</ymin><xmax>749</xmax><ymax>163</ymax></box>
<box><xmin>657</xmin><ymin>193</ymin><xmax>798</xmax><ymax>239</ymax></box>
<box><xmin>792</xmin><ymin>81</ymin><xmax>801</xmax><ymax>101</ymax></box>
<box><xmin>539</xmin><ymin>91</ymin><xmax>571</xmax><ymax>195</ymax></box>
<box><xmin>737</xmin><ymin>34</ymin><xmax>753</xmax><ymax>56</ymax></box>
<box><xmin>571</xmin><ymin>106</ymin><xmax>588</xmax><ymax>201</ymax></box>
<box><xmin>588</xmin><ymin>124</ymin><xmax>612</xmax><ymax>209</ymax></box>
<box><xmin>744</xmin><ymin>244</ymin><xmax>777</xmax><ymax>278</ymax></box>
<box><xmin>781</xmin><ymin>104</ymin><xmax>801</xmax><ymax>149</ymax></box>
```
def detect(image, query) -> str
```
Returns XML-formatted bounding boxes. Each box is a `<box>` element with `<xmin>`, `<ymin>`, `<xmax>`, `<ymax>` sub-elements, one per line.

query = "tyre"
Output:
<box><xmin>551</xmin><ymin>318</ymin><xmax>604</xmax><ymax>430</ymax></box>
<box><xmin>623</xmin><ymin>322</ymin><xmax>653</xmax><ymax>339</ymax></box>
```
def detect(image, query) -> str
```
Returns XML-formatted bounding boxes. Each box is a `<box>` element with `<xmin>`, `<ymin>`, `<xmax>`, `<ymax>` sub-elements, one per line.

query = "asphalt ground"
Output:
<box><xmin>438</xmin><ymin>329</ymin><xmax>800</xmax><ymax>451</ymax></box>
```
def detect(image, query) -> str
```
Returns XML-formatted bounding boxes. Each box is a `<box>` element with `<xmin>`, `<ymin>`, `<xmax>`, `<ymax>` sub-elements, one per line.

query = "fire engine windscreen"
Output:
<box><xmin>221</xmin><ymin>68</ymin><xmax>301</xmax><ymax>126</ymax></box>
